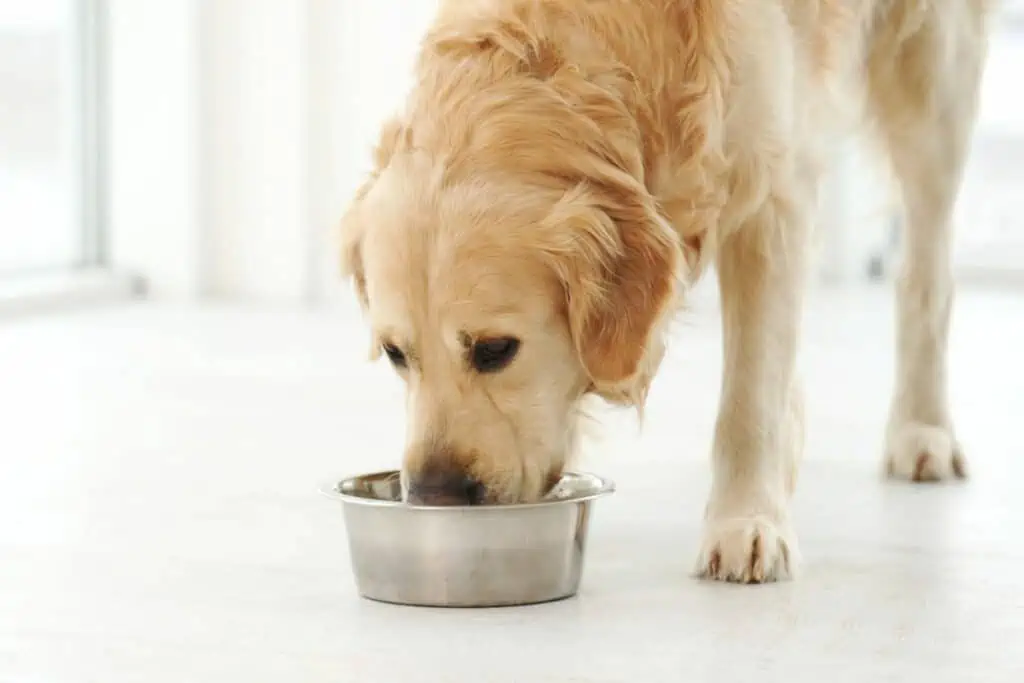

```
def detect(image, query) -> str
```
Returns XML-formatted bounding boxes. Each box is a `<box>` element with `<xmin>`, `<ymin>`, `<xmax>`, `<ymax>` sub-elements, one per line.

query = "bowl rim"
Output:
<box><xmin>318</xmin><ymin>469</ymin><xmax>615</xmax><ymax>510</ymax></box>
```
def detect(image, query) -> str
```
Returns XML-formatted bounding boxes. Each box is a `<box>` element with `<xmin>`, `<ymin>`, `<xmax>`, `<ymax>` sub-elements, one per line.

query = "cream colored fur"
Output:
<box><xmin>339</xmin><ymin>0</ymin><xmax>992</xmax><ymax>582</ymax></box>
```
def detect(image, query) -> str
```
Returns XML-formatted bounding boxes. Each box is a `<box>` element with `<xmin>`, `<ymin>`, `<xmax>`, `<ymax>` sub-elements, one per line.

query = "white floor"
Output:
<box><xmin>2</xmin><ymin>285</ymin><xmax>1023</xmax><ymax>682</ymax></box>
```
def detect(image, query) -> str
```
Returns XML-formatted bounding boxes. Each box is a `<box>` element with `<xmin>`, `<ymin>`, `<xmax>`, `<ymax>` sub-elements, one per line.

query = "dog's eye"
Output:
<box><xmin>382</xmin><ymin>343</ymin><xmax>407</xmax><ymax>369</ymax></box>
<box><xmin>470</xmin><ymin>337</ymin><xmax>520</xmax><ymax>373</ymax></box>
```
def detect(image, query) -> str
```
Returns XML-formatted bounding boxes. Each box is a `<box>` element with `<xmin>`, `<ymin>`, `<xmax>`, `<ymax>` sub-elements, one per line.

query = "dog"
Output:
<box><xmin>338</xmin><ymin>0</ymin><xmax>990</xmax><ymax>582</ymax></box>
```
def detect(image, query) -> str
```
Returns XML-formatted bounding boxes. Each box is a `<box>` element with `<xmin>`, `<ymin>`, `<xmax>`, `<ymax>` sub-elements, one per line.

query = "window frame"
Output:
<box><xmin>73</xmin><ymin>0</ymin><xmax>106</xmax><ymax>269</ymax></box>
<box><xmin>0</xmin><ymin>0</ymin><xmax>138</xmax><ymax>315</ymax></box>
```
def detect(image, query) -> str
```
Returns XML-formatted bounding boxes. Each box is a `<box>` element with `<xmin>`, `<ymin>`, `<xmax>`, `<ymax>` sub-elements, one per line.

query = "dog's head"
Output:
<box><xmin>339</xmin><ymin>20</ymin><xmax>689</xmax><ymax>504</ymax></box>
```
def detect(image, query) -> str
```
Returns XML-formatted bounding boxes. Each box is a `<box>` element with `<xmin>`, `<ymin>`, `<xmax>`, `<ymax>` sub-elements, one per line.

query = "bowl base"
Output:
<box><xmin>357</xmin><ymin>590</ymin><xmax>578</xmax><ymax>608</ymax></box>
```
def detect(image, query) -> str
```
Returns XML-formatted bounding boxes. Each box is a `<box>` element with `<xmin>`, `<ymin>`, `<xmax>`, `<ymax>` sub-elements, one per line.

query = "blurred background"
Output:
<box><xmin>3</xmin><ymin>0</ymin><xmax>1023</xmax><ymax>307</ymax></box>
<box><xmin>2</xmin><ymin>2</ymin><xmax>1024</xmax><ymax>680</ymax></box>
<box><xmin>1</xmin><ymin>0</ymin><xmax>439</xmax><ymax>306</ymax></box>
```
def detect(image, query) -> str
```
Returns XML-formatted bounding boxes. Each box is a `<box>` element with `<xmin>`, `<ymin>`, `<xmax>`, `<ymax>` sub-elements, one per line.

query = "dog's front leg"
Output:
<box><xmin>695</xmin><ymin>199</ymin><xmax>809</xmax><ymax>583</ymax></box>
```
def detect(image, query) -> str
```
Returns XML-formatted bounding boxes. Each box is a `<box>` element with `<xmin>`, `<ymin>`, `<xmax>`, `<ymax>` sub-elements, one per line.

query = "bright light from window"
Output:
<box><xmin>0</xmin><ymin>0</ymin><xmax>82</xmax><ymax>273</ymax></box>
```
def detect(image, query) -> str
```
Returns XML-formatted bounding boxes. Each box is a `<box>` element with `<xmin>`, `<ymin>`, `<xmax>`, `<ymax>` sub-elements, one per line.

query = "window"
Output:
<box><xmin>953</xmin><ymin>11</ymin><xmax>1024</xmax><ymax>275</ymax></box>
<box><xmin>868</xmin><ymin>8</ymin><xmax>1024</xmax><ymax>281</ymax></box>
<box><xmin>0</xmin><ymin>0</ymin><xmax>100</xmax><ymax>275</ymax></box>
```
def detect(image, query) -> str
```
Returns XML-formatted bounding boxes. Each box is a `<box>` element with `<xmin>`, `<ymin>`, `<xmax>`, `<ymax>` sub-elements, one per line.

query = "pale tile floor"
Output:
<box><xmin>2</xmin><ymin>285</ymin><xmax>1023</xmax><ymax>682</ymax></box>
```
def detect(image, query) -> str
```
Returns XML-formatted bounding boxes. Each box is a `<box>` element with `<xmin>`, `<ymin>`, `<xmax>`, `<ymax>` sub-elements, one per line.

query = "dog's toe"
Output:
<box><xmin>695</xmin><ymin>514</ymin><xmax>798</xmax><ymax>584</ymax></box>
<box><xmin>886</xmin><ymin>422</ymin><xmax>966</xmax><ymax>482</ymax></box>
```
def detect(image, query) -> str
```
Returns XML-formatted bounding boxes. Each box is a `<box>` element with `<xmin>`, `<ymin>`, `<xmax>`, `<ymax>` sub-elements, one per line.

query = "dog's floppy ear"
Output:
<box><xmin>338</xmin><ymin>208</ymin><xmax>368</xmax><ymax>309</ymax></box>
<box><xmin>542</xmin><ymin>178</ymin><xmax>683</xmax><ymax>404</ymax></box>
<box><xmin>339</xmin><ymin>118</ymin><xmax>407</xmax><ymax>309</ymax></box>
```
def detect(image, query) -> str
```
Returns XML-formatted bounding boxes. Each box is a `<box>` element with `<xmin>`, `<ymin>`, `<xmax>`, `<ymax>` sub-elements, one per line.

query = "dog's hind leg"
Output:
<box><xmin>867</xmin><ymin>0</ymin><xmax>990</xmax><ymax>482</ymax></box>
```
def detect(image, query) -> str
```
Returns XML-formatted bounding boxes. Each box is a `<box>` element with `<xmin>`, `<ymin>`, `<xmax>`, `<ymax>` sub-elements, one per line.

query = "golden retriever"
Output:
<box><xmin>338</xmin><ymin>0</ymin><xmax>991</xmax><ymax>582</ymax></box>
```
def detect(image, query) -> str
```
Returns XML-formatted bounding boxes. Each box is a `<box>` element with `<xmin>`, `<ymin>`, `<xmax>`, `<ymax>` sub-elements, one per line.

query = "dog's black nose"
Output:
<box><xmin>407</xmin><ymin>464</ymin><xmax>486</xmax><ymax>506</ymax></box>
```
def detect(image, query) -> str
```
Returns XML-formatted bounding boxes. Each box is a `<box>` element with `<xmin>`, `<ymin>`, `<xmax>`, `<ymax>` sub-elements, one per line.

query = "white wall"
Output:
<box><xmin>106</xmin><ymin>0</ymin><xmax>201</xmax><ymax>298</ymax></box>
<box><xmin>200</xmin><ymin>0</ymin><xmax>310</xmax><ymax>301</ymax></box>
<box><xmin>104</xmin><ymin>0</ymin><xmax>439</xmax><ymax>303</ymax></box>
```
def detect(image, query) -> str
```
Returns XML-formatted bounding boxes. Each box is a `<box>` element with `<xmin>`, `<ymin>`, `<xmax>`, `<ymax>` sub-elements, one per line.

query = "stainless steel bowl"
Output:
<box><xmin>321</xmin><ymin>470</ymin><xmax>615</xmax><ymax>607</ymax></box>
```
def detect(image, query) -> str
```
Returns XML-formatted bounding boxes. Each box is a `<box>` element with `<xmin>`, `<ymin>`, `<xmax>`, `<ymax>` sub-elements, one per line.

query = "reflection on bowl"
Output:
<box><xmin>321</xmin><ymin>470</ymin><xmax>615</xmax><ymax>607</ymax></box>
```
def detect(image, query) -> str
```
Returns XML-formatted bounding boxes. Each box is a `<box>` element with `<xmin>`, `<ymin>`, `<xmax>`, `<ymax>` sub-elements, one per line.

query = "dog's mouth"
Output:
<box><xmin>397</xmin><ymin>465</ymin><xmax>566</xmax><ymax>505</ymax></box>
<box><xmin>544</xmin><ymin>467</ymin><xmax>564</xmax><ymax>496</ymax></box>
<box><xmin>408</xmin><ymin>478</ymin><xmax>488</xmax><ymax>506</ymax></box>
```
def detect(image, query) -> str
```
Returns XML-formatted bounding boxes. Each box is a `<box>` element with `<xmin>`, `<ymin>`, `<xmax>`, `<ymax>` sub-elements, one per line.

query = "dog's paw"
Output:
<box><xmin>695</xmin><ymin>514</ymin><xmax>799</xmax><ymax>584</ymax></box>
<box><xmin>885</xmin><ymin>422</ymin><xmax>966</xmax><ymax>482</ymax></box>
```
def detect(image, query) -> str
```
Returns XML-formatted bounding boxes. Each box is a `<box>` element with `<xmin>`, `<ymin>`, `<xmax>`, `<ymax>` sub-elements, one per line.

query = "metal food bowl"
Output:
<box><xmin>321</xmin><ymin>470</ymin><xmax>615</xmax><ymax>607</ymax></box>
